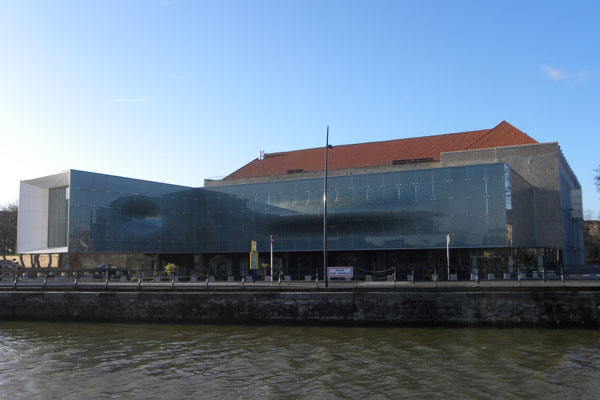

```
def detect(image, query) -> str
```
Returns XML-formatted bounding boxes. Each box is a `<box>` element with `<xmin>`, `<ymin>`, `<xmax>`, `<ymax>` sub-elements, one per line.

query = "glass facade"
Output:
<box><xmin>67</xmin><ymin>164</ymin><xmax>534</xmax><ymax>254</ymax></box>
<box><xmin>48</xmin><ymin>186</ymin><xmax>68</xmax><ymax>248</ymax></box>
<box><xmin>68</xmin><ymin>171</ymin><xmax>194</xmax><ymax>253</ymax></box>
<box><xmin>507</xmin><ymin>168</ymin><xmax>536</xmax><ymax>248</ymax></box>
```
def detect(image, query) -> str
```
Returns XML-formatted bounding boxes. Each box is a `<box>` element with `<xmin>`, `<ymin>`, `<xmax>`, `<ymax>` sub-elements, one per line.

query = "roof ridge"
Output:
<box><xmin>265</xmin><ymin>128</ymin><xmax>492</xmax><ymax>156</ymax></box>
<box><xmin>464</xmin><ymin>120</ymin><xmax>511</xmax><ymax>150</ymax></box>
<box><xmin>464</xmin><ymin>128</ymin><xmax>495</xmax><ymax>150</ymax></box>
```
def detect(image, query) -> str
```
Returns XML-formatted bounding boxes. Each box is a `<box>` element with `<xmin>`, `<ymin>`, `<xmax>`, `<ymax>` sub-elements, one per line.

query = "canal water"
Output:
<box><xmin>1</xmin><ymin>322</ymin><xmax>599</xmax><ymax>399</ymax></box>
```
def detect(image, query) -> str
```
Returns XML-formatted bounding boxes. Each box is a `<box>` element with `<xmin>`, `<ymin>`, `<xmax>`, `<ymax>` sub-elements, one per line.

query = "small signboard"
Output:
<box><xmin>249</xmin><ymin>252</ymin><xmax>258</xmax><ymax>270</ymax></box>
<box><xmin>327</xmin><ymin>267</ymin><xmax>353</xmax><ymax>278</ymax></box>
<box><xmin>251</xmin><ymin>240</ymin><xmax>257</xmax><ymax>252</ymax></box>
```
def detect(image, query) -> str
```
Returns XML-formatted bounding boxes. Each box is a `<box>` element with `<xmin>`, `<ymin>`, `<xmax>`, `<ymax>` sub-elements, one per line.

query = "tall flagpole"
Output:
<box><xmin>323</xmin><ymin>126</ymin><xmax>330</xmax><ymax>288</ymax></box>
<box><xmin>446</xmin><ymin>234</ymin><xmax>451</xmax><ymax>280</ymax></box>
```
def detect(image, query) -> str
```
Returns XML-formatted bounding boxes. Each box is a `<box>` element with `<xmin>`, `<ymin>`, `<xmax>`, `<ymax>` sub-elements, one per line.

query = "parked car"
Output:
<box><xmin>92</xmin><ymin>264</ymin><xmax>128</xmax><ymax>279</ymax></box>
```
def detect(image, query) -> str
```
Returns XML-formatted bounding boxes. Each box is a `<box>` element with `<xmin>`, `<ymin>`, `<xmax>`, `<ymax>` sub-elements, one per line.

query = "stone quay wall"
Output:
<box><xmin>1</xmin><ymin>288</ymin><xmax>599</xmax><ymax>327</ymax></box>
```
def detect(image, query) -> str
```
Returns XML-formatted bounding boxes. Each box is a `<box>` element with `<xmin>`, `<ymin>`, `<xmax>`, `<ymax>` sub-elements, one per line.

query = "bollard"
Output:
<box><xmin>170</xmin><ymin>274</ymin><xmax>175</xmax><ymax>289</ymax></box>
<box><xmin>476</xmin><ymin>268</ymin><xmax>479</xmax><ymax>287</ymax></box>
<box><xmin>104</xmin><ymin>273</ymin><xmax>109</xmax><ymax>290</ymax></box>
<box><xmin>43</xmin><ymin>273</ymin><xmax>48</xmax><ymax>290</ymax></box>
<box><xmin>137</xmin><ymin>272</ymin><xmax>142</xmax><ymax>290</ymax></box>
<box><xmin>412</xmin><ymin>269</ymin><xmax>415</xmax><ymax>285</ymax></box>
<box><xmin>241</xmin><ymin>275</ymin><xmax>245</xmax><ymax>289</ymax></box>
<box><xmin>561</xmin><ymin>266</ymin><xmax>565</xmax><ymax>287</ymax></box>
<box><xmin>13</xmin><ymin>274</ymin><xmax>17</xmax><ymax>289</ymax></box>
<box><xmin>205</xmin><ymin>272</ymin><xmax>209</xmax><ymax>289</ymax></box>
<box><xmin>315</xmin><ymin>271</ymin><xmax>318</xmax><ymax>289</ymax></box>
<box><xmin>543</xmin><ymin>267</ymin><xmax>546</xmax><ymax>284</ymax></box>
<box><xmin>393</xmin><ymin>267</ymin><xmax>397</xmax><ymax>289</ymax></box>
<box><xmin>278</xmin><ymin>271</ymin><xmax>281</xmax><ymax>290</ymax></box>
<box><xmin>518</xmin><ymin>267</ymin><xmax>521</xmax><ymax>288</ymax></box>
<box><xmin>74</xmin><ymin>272</ymin><xmax>79</xmax><ymax>289</ymax></box>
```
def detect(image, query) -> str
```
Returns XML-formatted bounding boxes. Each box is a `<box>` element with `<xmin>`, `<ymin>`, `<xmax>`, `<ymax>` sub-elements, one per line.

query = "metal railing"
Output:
<box><xmin>0</xmin><ymin>265</ymin><xmax>595</xmax><ymax>291</ymax></box>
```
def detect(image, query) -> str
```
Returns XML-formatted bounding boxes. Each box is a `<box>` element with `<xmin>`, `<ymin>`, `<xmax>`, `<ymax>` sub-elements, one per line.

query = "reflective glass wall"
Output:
<box><xmin>508</xmin><ymin>169</ymin><xmax>536</xmax><ymax>248</ymax></box>
<box><xmin>68</xmin><ymin>170</ymin><xmax>196</xmax><ymax>253</ymax></box>
<box><xmin>208</xmin><ymin>163</ymin><xmax>522</xmax><ymax>252</ymax></box>
<box><xmin>68</xmin><ymin>164</ymin><xmax>534</xmax><ymax>254</ymax></box>
<box><xmin>48</xmin><ymin>186</ymin><xmax>68</xmax><ymax>248</ymax></box>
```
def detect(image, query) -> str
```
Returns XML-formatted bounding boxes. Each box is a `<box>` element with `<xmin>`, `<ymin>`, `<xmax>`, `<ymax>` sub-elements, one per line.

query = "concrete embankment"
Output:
<box><xmin>1</xmin><ymin>288</ymin><xmax>600</xmax><ymax>327</ymax></box>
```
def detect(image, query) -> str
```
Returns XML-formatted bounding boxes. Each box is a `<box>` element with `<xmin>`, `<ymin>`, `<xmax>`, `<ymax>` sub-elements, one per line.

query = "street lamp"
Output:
<box><xmin>323</xmin><ymin>126</ymin><xmax>333</xmax><ymax>288</ymax></box>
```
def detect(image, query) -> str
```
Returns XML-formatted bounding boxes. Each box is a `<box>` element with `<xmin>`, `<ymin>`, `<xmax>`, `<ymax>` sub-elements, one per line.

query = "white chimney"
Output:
<box><xmin>258</xmin><ymin>150</ymin><xmax>265</xmax><ymax>160</ymax></box>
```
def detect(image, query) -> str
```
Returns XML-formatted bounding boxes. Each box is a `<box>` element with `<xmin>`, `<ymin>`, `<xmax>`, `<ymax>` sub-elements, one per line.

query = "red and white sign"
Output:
<box><xmin>327</xmin><ymin>267</ymin><xmax>353</xmax><ymax>278</ymax></box>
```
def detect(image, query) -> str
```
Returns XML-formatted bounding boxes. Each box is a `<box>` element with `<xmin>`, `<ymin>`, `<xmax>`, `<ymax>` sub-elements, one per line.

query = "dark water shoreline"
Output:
<box><xmin>4</xmin><ymin>316</ymin><xmax>600</xmax><ymax>330</ymax></box>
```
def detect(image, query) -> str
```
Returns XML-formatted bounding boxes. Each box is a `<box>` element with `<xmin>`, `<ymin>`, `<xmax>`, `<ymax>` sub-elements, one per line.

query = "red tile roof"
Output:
<box><xmin>224</xmin><ymin>121</ymin><xmax>538</xmax><ymax>180</ymax></box>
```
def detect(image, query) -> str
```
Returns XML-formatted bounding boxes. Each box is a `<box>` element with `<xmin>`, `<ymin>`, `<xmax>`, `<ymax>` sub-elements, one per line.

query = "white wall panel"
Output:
<box><xmin>17</xmin><ymin>182</ymin><xmax>48</xmax><ymax>252</ymax></box>
<box><xmin>17</xmin><ymin>171</ymin><xmax>69</xmax><ymax>253</ymax></box>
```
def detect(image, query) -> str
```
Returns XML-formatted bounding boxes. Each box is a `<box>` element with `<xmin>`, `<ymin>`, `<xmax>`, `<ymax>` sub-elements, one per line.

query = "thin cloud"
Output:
<box><xmin>542</xmin><ymin>64</ymin><xmax>566</xmax><ymax>80</ymax></box>
<box><xmin>574</xmin><ymin>69</ymin><xmax>591</xmax><ymax>79</ymax></box>
<box><xmin>542</xmin><ymin>64</ymin><xmax>591</xmax><ymax>81</ymax></box>
<box><xmin>105</xmin><ymin>98</ymin><xmax>148</xmax><ymax>103</ymax></box>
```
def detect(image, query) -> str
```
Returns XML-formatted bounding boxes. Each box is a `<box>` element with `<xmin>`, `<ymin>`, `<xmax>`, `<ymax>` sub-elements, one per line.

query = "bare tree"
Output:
<box><xmin>596</xmin><ymin>165</ymin><xmax>600</xmax><ymax>195</ymax></box>
<box><xmin>584</xmin><ymin>209</ymin><xmax>595</xmax><ymax>221</ymax></box>
<box><xmin>0</xmin><ymin>202</ymin><xmax>18</xmax><ymax>261</ymax></box>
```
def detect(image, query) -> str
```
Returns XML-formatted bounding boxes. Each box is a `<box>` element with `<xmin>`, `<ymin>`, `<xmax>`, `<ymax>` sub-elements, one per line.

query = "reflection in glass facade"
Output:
<box><xmin>67</xmin><ymin>164</ymin><xmax>534</xmax><ymax>254</ymax></box>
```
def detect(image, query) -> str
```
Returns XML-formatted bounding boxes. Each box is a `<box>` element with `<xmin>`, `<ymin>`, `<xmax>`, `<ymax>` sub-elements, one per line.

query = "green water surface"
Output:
<box><xmin>0</xmin><ymin>322</ymin><xmax>599</xmax><ymax>399</ymax></box>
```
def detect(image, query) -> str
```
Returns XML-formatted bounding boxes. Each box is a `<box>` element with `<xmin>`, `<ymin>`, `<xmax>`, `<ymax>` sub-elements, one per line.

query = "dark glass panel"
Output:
<box><xmin>399</xmin><ymin>184</ymin><xmax>415</xmax><ymax>203</ymax></box>
<box><xmin>433</xmin><ymin>180</ymin><xmax>452</xmax><ymax>199</ymax></box>
<box><xmin>48</xmin><ymin>186</ymin><xmax>68</xmax><ymax>248</ymax></box>
<box><xmin>432</xmin><ymin>168</ymin><xmax>451</xmax><ymax>183</ymax></box>
<box><xmin>415</xmin><ymin>170</ymin><xmax>433</xmax><ymax>184</ymax></box>
<box><xmin>415</xmin><ymin>183</ymin><xmax>433</xmax><ymax>200</ymax></box>
<box><xmin>467</xmin><ymin>177</ymin><xmax>487</xmax><ymax>198</ymax></box>
<box><xmin>366</xmin><ymin>185</ymin><xmax>383</xmax><ymax>203</ymax></box>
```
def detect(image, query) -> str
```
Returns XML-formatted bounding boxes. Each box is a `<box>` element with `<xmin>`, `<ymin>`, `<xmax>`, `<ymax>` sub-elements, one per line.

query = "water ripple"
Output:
<box><xmin>1</xmin><ymin>322</ymin><xmax>600</xmax><ymax>399</ymax></box>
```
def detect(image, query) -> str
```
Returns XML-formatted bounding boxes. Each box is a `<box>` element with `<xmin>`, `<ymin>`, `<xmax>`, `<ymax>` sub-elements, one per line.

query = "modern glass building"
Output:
<box><xmin>17</xmin><ymin>121</ymin><xmax>585</xmax><ymax>276</ymax></box>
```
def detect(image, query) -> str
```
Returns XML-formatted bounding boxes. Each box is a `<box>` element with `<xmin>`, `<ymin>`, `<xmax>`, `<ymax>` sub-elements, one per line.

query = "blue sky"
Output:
<box><xmin>1</xmin><ymin>0</ymin><xmax>599</xmax><ymax>215</ymax></box>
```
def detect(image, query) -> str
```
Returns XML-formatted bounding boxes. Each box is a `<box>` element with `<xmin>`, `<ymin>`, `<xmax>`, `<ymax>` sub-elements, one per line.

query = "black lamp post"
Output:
<box><xmin>323</xmin><ymin>126</ymin><xmax>333</xmax><ymax>288</ymax></box>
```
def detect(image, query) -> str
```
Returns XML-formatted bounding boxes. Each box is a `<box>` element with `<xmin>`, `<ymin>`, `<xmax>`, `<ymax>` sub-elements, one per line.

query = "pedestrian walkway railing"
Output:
<box><xmin>0</xmin><ymin>265</ymin><xmax>591</xmax><ymax>290</ymax></box>
<box><xmin>353</xmin><ymin>266</ymin><xmax>395</xmax><ymax>282</ymax></box>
